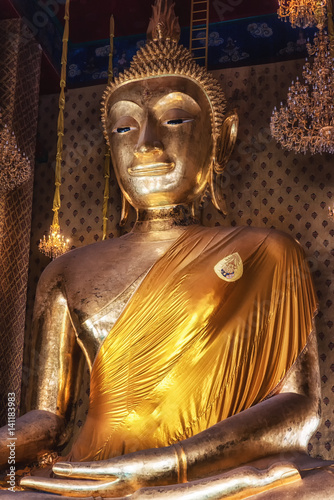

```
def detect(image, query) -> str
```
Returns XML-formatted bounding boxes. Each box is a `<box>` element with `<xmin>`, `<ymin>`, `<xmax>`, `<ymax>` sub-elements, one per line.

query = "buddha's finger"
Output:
<box><xmin>20</xmin><ymin>476</ymin><xmax>126</xmax><ymax>498</ymax></box>
<box><xmin>53</xmin><ymin>460</ymin><xmax>120</xmax><ymax>479</ymax></box>
<box><xmin>122</xmin><ymin>462</ymin><xmax>301</xmax><ymax>500</ymax></box>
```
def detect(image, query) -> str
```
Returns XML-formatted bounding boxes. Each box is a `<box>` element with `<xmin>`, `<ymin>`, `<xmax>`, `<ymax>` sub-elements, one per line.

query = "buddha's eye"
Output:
<box><xmin>113</xmin><ymin>126</ymin><xmax>136</xmax><ymax>134</ymax></box>
<box><xmin>164</xmin><ymin>118</ymin><xmax>194</xmax><ymax>126</ymax></box>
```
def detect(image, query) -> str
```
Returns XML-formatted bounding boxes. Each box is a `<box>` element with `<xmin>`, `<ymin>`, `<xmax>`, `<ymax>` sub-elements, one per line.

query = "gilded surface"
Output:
<box><xmin>69</xmin><ymin>225</ymin><xmax>316</xmax><ymax>462</ymax></box>
<box><xmin>7</xmin><ymin>0</ymin><xmax>333</xmax><ymax>497</ymax></box>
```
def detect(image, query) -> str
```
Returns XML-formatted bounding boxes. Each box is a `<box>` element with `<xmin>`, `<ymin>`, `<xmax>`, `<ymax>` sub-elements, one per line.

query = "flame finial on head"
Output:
<box><xmin>147</xmin><ymin>0</ymin><xmax>181</xmax><ymax>42</ymax></box>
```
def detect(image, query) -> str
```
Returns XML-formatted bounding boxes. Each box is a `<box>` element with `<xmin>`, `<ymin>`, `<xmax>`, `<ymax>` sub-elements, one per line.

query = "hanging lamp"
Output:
<box><xmin>277</xmin><ymin>0</ymin><xmax>327</xmax><ymax>28</ymax></box>
<box><xmin>39</xmin><ymin>0</ymin><xmax>71</xmax><ymax>259</ymax></box>
<box><xmin>271</xmin><ymin>1</ymin><xmax>334</xmax><ymax>155</ymax></box>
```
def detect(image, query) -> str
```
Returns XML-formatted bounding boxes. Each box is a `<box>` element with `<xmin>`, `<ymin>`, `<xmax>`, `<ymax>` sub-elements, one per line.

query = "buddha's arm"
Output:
<box><xmin>0</xmin><ymin>270</ymin><xmax>81</xmax><ymax>468</ymax></box>
<box><xmin>0</xmin><ymin>410</ymin><xmax>63</xmax><ymax>469</ymax></box>
<box><xmin>181</xmin><ymin>329</ymin><xmax>321</xmax><ymax>481</ymax></box>
<box><xmin>21</xmin><ymin>331</ymin><xmax>321</xmax><ymax>497</ymax></box>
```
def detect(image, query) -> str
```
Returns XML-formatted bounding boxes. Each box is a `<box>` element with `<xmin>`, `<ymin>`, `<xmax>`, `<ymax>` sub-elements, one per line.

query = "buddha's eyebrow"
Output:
<box><xmin>153</xmin><ymin>92</ymin><xmax>201</xmax><ymax>114</ymax></box>
<box><xmin>109</xmin><ymin>100</ymin><xmax>143</xmax><ymax>113</ymax></box>
<box><xmin>109</xmin><ymin>100</ymin><xmax>143</xmax><ymax>122</ymax></box>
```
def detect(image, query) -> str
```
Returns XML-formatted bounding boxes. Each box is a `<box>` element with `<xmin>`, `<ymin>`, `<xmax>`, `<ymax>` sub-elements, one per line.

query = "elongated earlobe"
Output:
<box><xmin>190</xmin><ymin>200</ymin><xmax>196</xmax><ymax>218</ymax></box>
<box><xmin>215</xmin><ymin>109</ymin><xmax>239</xmax><ymax>174</ymax></box>
<box><xmin>209</xmin><ymin>165</ymin><xmax>228</xmax><ymax>215</ymax></box>
<box><xmin>208</xmin><ymin>109</ymin><xmax>239</xmax><ymax>215</ymax></box>
<box><xmin>120</xmin><ymin>194</ymin><xmax>130</xmax><ymax>227</ymax></box>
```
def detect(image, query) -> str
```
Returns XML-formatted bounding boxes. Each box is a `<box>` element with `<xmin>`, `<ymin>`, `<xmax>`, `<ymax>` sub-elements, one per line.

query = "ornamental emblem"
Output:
<box><xmin>214</xmin><ymin>252</ymin><xmax>243</xmax><ymax>282</ymax></box>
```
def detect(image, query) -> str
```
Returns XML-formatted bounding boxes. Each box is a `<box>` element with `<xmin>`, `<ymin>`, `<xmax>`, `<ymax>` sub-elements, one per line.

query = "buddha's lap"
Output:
<box><xmin>1</xmin><ymin>456</ymin><xmax>333</xmax><ymax>499</ymax></box>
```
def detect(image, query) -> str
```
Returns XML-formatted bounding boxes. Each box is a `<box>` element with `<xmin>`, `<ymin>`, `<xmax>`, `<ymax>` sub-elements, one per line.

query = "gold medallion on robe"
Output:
<box><xmin>214</xmin><ymin>252</ymin><xmax>243</xmax><ymax>282</ymax></box>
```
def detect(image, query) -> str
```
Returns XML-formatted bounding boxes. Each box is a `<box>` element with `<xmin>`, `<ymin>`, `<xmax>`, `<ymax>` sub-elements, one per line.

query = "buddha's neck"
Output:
<box><xmin>131</xmin><ymin>205</ymin><xmax>199</xmax><ymax>238</ymax></box>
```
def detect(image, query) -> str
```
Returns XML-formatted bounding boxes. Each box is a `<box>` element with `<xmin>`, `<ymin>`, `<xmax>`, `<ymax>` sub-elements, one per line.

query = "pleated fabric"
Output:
<box><xmin>69</xmin><ymin>225</ymin><xmax>316</xmax><ymax>461</ymax></box>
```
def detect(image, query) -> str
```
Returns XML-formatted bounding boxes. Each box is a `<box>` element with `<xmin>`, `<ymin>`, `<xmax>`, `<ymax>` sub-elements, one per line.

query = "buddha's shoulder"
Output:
<box><xmin>202</xmin><ymin>225</ymin><xmax>302</xmax><ymax>254</ymax></box>
<box><xmin>37</xmin><ymin>237</ymin><xmax>123</xmax><ymax>287</ymax></box>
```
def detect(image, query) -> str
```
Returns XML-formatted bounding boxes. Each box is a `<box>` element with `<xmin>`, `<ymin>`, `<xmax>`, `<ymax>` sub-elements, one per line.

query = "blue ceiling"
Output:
<box><xmin>1</xmin><ymin>0</ymin><xmax>318</xmax><ymax>94</ymax></box>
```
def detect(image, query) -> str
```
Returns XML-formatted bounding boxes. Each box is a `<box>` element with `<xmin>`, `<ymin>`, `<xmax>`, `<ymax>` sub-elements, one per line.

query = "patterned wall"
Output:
<box><xmin>26</xmin><ymin>58</ymin><xmax>333</xmax><ymax>459</ymax></box>
<box><xmin>0</xmin><ymin>20</ymin><xmax>41</xmax><ymax>426</ymax></box>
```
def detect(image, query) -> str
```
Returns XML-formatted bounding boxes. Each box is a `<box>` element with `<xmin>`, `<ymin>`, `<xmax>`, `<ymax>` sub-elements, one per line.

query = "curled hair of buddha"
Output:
<box><xmin>101</xmin><ymin>0</ymin><xmax>226</xmax><ymax>144</ymax></box>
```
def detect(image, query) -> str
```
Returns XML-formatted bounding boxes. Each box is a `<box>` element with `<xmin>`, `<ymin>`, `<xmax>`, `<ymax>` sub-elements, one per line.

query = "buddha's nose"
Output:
<box><xmin>134</xmin><ymin>118</ymin><xmax>163</xmax><ymax>159</ymax></box>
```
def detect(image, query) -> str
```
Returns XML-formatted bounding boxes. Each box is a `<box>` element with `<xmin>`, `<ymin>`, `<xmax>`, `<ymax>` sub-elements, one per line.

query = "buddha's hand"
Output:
<box><xmin>20</xmin><ymin>458</ymin><xmax>301</xmax><ymax>499</ymax></box>
<box><xmin>20</xmin><ymin>447</ymin><xmax>178</xmax><ymax>498</ymax></box>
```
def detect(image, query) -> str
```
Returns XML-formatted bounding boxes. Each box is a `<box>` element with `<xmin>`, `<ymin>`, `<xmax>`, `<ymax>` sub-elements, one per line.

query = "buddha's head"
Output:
<box><xmin>102</xmin><ymin>0</ymin><xmax>238</xmax><ymax>216</ymax></box>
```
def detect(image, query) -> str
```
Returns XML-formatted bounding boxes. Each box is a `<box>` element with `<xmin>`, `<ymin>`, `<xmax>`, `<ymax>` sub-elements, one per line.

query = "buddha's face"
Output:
<box><xmin>105</xmin><ymin>77</ymin><xmax>214</xmax><ymax>209</ymax></box>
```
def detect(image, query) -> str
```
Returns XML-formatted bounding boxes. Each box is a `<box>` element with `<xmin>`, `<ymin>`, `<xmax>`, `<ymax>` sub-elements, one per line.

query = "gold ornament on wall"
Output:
<box><xmin>0</xmin><ymin>112</ymin><xmax>31</xmax><ymax>193</ymax></box>
<box><xmin>39</xmin><ymin>0</ymin><xmax>71</xmax><ymax>259</ymax></box>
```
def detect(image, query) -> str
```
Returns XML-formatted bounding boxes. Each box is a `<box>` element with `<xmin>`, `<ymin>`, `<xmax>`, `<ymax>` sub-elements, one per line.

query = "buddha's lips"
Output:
<box><xmin>128</xmin><ymin>162</ymin><xmax>175</xmax><ymax>176</ymax></box>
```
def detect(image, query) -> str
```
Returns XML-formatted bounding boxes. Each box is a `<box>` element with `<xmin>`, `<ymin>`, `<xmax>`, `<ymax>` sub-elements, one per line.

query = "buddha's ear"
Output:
<box><xmin>209</xmin><ymin>109</ymin><xmax>239</xmax><ymax>215</ymax></box>
<box><xmin>215</xmin><ymin>109</ymin><xmax>239</xmax><ymax>173</ymax></box>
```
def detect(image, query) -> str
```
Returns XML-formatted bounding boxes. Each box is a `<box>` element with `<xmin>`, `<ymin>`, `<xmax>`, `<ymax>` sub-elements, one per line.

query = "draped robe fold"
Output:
<box><xmin>69</xmin><ymin>225</ymin><xmax>316</xmax><ymax>461</ymax></box>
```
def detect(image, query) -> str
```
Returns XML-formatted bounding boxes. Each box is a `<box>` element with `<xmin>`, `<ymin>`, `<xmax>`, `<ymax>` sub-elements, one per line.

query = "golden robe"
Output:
<box><xmin>69</xmin><ymin>225</ymin><xmax>316</xmax><ymax>461</ymax></box>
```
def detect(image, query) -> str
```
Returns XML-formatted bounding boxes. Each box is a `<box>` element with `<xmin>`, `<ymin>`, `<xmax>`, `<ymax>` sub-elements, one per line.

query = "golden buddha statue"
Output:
<box><xmin>0</xmin><ymin>0</ymin><xmax>333</xmax><ymax>498</ymax></box>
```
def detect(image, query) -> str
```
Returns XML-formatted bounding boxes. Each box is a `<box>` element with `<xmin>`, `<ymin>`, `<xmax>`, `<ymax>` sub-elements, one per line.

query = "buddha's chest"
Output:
<box><xmin>64</xmin><ymin>237</ymin><xmax>179</xmax><ymax>368</ymax></box>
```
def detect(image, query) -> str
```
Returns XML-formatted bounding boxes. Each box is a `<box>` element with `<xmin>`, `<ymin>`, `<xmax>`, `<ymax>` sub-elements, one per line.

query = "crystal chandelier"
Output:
<box><xmin>0</xmin><ymin>113</ymin><xmax>31</xmax><ymax>192</ymax></box>
<box><xmin>271</xmin><ymin>23</ymin><xmax>334</xmax><ymax>154</ymax></box>
<box><xmin>39</xmin><ymin>221</ymin><xmax>70</xmax><ymax>259</ymax></box>
<box><xmin>39</xmin><ymin>0</ymin><xmax>70</xmax><ymax>258</ymax></box>
<box><xmin>277</xmin><ymin>0</ymin><xmax>326</xmax><ymax>28</ymax></box>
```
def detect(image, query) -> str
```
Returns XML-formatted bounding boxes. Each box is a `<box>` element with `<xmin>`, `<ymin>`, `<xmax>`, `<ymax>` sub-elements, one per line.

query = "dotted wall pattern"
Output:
<box><xmin>26</xmin><ymin>59</ymin><xmax>333</xmax><ymax>459</ymax></box>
